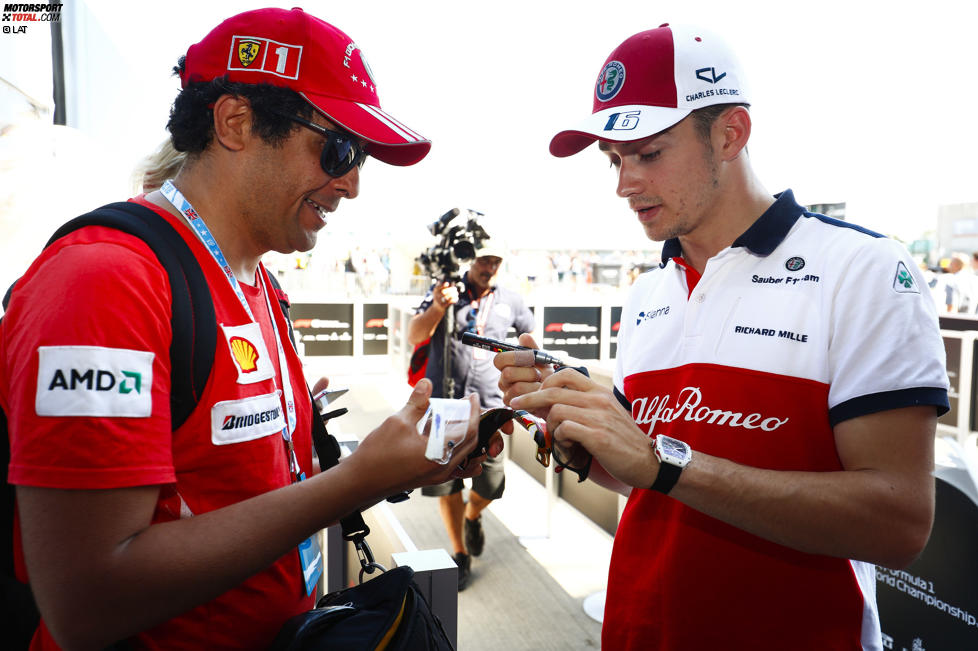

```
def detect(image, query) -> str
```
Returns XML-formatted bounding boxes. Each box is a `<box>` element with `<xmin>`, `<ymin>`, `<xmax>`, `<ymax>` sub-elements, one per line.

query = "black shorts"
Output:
<box><xmin>421</xmin><ymin>453</ymin><xmax>506</xmax><ymax>500</ymax></box>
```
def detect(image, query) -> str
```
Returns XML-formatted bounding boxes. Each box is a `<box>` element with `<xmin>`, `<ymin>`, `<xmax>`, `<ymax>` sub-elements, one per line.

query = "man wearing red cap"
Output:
<box><xmin>498</xmin><ymin>24</ymin><xmax>948</xmax><ymax>650</ymax></box>
<box><xmin>1</xmin><ymin>8</ymin><xmax>496</xmax><ymax>650</ymax></box>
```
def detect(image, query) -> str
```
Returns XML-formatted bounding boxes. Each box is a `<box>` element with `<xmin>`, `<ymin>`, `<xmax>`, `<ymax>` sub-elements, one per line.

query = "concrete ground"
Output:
<box><xmin>306</xmin><ymin>357</ymin><xmax>611</xmax><ymax>650</ymax></box>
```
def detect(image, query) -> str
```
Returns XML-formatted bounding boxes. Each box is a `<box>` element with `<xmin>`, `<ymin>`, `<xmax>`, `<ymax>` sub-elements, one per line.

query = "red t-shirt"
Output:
<box><xmin>1</xmin><ymin>198</ymin><xmax>314</xmax><ymax>649</ymax></box>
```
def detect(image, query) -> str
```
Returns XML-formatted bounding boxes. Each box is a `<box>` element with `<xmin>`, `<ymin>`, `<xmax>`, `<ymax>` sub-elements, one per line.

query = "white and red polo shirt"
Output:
<box><xmin>605</xmin><ymin>190</ymin><xmax>949</xmax><ymax>650</ymax></box>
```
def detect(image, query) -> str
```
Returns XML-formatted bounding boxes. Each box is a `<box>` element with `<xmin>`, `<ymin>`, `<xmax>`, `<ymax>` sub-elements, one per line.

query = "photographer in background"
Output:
<box><xmin>408</xmin><ymin>239</ymin><xmax>534</xmax><ymax>590</ymax></box>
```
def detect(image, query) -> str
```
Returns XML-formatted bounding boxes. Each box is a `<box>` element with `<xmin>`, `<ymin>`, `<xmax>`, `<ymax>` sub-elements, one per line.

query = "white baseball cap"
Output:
<box><xmin>549</xmin><ymin>24</ymin><xmax>750</xmax><ymax>157</ymax></box>
<box><xmin>475</xmin><ymin>236</ymin><xmax>507</xmax><ymax>260</ymax></box>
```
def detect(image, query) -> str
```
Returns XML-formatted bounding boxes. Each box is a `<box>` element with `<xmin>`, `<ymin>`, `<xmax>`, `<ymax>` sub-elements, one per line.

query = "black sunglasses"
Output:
<box><xmin>278</xmin><ymin>113</ymin><xmax>368</xmax><ymax>178</ymax></box>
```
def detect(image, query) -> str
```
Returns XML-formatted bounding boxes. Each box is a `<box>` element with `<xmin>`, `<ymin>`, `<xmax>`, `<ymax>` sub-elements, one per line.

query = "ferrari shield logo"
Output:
<box><xmin>238</xmin><ymin>39</ymin><xmax>262</xmax><ymax>67</ymax></box>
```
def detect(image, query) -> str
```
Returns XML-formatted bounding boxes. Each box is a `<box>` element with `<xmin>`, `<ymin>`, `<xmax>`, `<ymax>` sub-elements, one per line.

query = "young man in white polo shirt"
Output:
<box><xmin>497</xmin><ymin>24</ymin><xmax>949</xmax><ymax>651</ymax></box>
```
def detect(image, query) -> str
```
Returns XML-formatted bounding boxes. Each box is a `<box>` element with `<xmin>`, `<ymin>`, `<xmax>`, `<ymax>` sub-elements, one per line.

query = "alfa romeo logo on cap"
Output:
<box><xmin>596</xmin><ymin>61</ymin><xmax>626</xmax><ymax>102</ymax></box>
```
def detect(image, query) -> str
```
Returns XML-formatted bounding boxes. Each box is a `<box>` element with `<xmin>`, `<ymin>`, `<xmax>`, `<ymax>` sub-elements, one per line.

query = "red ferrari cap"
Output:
<box><xmin>181</xmin><ymin>7</ymin><xmax>430</xmax><ymax>166</ymax></box>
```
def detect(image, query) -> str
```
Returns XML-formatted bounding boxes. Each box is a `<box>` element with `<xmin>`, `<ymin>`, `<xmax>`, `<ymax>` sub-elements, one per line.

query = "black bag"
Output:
<box><xmin>270</xmin><ymin>565</ymin><xmax>453</xmax><ymax>651</ymax></box>
<box><xmin>272</xmin><ymin>391</ymin><xmax>452</xmax><ymax>651</ymax></box>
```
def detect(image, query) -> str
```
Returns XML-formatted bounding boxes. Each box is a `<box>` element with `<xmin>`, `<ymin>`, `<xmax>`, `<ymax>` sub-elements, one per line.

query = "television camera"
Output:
<box><xmin>416</xmin><ymin>207</ymin><xmax>492</xmax><ymax>284</ymax></box>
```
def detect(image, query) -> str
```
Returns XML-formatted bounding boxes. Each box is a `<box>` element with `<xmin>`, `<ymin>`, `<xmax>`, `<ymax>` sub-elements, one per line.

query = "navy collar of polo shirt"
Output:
<box><xmin>659</xmin><ymin>189</ymin><xmax>805</xmax><ymax>267</ymax></box>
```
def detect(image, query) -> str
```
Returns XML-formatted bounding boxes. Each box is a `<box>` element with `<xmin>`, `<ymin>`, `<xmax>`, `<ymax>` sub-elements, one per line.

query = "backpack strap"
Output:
<box><xmin>308</xmin><ymin>395</ymin><xmax>374</xmax><ymax>562</ymax></box>
<box><xmin>43</xmin><ymin>202</ymin><xmax>217</xmax><ymax>429</ymax></box>
<box><xmin>0</xmin><ymin>406</ymin><xmax>37</xmax><ymax>651</ymax></box>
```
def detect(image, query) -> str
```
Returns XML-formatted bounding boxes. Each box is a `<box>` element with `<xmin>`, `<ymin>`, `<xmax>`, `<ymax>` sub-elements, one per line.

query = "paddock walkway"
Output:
<box><xmin>305</xmin><ymin>357</ymin><xmax>612</xmax><ymax>650</ymax></box>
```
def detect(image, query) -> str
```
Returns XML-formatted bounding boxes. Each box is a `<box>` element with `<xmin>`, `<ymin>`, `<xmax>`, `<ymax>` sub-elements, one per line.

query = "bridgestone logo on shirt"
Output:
<box><xmin>35</xmin><ymin>346</ymin><xmax>154</xmax><ymax>418</ymax></box>
<box><xmin>221</xmin><ymin>407</ymin><xmax>281</xmax><ymax>430</ymax></box>
<box><xmin>211</xmin><ymin>392</ymin><xmax>286</xmax><ymax>445</ymax></box>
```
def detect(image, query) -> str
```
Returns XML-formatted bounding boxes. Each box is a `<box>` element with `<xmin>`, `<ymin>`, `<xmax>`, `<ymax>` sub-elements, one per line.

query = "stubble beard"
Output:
<box><xmin>643</xmin><ymin>167</ymin><xmax>721</xmax><ymax>243</ymax></box>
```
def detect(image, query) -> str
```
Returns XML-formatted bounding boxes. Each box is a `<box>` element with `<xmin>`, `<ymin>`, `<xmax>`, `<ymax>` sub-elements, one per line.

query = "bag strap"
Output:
<box><xmin>308</xmin><ymin>398</ymin><xmax>377</xmax><ymax>566</ymax></box>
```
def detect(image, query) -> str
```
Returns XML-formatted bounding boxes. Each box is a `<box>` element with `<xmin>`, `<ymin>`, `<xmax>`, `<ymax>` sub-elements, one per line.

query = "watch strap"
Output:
<box><xmin>649</xmin><ymin>460</ymin><xmax>682</xmax><ymax>494</ymax></box>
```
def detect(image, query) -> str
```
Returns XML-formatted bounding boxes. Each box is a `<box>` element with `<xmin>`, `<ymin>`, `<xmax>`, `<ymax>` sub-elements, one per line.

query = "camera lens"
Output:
<box><xmin>454</xmin><ymin>241</ymin><xmax>475</xmax><ymax>259</ymax></box>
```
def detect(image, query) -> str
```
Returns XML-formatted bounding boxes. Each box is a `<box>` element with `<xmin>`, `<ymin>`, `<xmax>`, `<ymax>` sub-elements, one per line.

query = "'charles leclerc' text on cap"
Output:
<box><xmin>549</xmin><ymin>23</ymin><xmax>750</xmax><ymax>158</ymax></box>
<box><xmin>181</xmin><ymin>7</ymin><xmax>431</xmax><ymax>166</ymax></box>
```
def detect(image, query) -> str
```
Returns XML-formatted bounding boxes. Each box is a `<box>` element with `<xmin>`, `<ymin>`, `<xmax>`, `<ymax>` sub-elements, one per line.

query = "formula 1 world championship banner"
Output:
<box><xmin>542</xmin><ymin>306</ymin><xmax>601</xmax><ymax>360</ymax></box>
<box><xmin>291</xmin><ymin>303</ymin><xmax>354</xmax><ymax>356</ymax></box>
<box><xmin>876</xmin><ymin>475</ymin><xmax>978</xmax><ymax>649</ymax></box>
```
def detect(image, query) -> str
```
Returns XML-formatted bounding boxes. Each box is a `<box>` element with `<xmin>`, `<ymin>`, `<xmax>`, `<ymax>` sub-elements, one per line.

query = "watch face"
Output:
<box><xmin>657</xmin><ymin>435</ymin><xmax>691</xmax><ymax>467</ymax></box>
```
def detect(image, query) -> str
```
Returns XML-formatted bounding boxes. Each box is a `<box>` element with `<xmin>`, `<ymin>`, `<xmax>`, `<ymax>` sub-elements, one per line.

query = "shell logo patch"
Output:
<box><xmin>237</xmin><ymin>39</ymin><xmax>262</xmax><ymax>67</ymax></box>
<box><xmin>221</xmin><ymin>323</ymin><xmax>275</xmax><ymax>384</ymax></box>
<box><xmin>230</xmin><ymin>336</ymin><xmax>259</xmax><ymax>373</ymax></box>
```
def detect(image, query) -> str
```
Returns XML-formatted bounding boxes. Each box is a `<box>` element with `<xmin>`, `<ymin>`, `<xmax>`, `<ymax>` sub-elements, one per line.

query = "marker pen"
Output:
<box><xmin>460</xmin><ymin>332</ymin><xmax>563</xmax><ymax>366</ymax></box>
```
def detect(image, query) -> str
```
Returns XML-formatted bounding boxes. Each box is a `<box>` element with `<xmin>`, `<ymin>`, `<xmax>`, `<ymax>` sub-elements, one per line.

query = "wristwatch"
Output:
<box><xmin>650</xmin><ymin>434</ymin><xmax>692</xmax><ymax>495</ymax></box>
